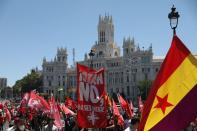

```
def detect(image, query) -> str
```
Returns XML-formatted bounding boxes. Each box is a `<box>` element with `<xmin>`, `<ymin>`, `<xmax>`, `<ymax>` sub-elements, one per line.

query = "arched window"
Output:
<box><xmin>100</xmin><ymin>31</ymin><xmax>105</xmax><ymax>42</ymax></box>
<box><xmin>114</xmin><ymin>52</ymin><xmax>118</xmax><ymax>56</ymax></box>
<box><xmin>99</xmin><ymin>51</ymin><xmax>103</xmax><ymax>56</ymax></box>
<box><xmin>126</xmin><ymin>48</ymin><xmax>129</xmax><ymax>54</ymax></box>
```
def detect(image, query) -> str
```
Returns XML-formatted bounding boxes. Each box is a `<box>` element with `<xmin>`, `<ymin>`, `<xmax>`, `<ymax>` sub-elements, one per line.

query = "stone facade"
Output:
<box><xmin>42</xmin><ymin>15</ymin><xmax>163</xmax><ymax>101</ymax></box>
<box><xmin>0</xmin><ymin>78</ymin><xmax>7</xmax><ymax>88</ymax></box>
<box><xmin>42</xmin><ymin>48</ymin><xmax>68</xmax><ymax>97</ymax></box>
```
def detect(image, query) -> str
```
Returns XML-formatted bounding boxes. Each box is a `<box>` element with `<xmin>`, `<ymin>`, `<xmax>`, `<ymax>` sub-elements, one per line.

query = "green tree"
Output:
<box><xmin>13</xmin><ymin>69</ymin><xmax>42</xmax><ymax>97</ymax></box>
<box><xmin>137</xmin><ymin>80</ymin><xmax>152</xmax><ymax>100</ymax></box>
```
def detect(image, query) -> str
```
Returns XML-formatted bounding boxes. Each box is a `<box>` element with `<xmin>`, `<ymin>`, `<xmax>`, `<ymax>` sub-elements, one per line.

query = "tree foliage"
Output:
<box><xmin>137</xmin><ymin>80</ymin><xmax>152</xmax><ymax>100</ymax></box>
<box><xmin>13</xmin><ymin>69</ymin><xmax>42</xmax><ymax>96</ymax></box>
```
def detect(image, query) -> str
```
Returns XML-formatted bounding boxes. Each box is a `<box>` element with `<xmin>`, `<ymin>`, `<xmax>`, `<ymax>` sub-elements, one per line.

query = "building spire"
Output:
<box><xmin>73</xmin><ymin>48</ymin><xmax>76</xmax><ymax>67</ymax></box>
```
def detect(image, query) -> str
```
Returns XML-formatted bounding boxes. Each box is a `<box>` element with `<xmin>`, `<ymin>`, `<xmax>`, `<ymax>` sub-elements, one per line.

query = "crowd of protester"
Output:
<box><xmin>0</xmin><ymin>91</ymin><xmax>196</xmax><ymax>131</ymax></box>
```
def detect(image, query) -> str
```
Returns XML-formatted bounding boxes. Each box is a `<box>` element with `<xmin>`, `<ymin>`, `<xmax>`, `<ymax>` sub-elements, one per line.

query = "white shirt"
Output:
<box><xmin>42</xmin><ymin>124</ymin><xmax>58</xmax><ymax>131</ymax></box>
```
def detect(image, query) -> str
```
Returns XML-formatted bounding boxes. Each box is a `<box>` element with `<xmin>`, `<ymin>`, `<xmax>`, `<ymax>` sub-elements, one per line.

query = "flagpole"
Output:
<box><xmin>117</xmin><ymin>93</ymin><xmax>124</xmax><ymax>115</ymax></box>
<box><xmin>111</xmin><ymin>99</ymin><xmax>117</xmax><ymax>131</ymax></box>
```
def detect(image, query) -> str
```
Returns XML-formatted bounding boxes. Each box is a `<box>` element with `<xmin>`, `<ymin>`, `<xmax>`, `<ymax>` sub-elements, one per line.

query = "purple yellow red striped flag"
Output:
<box><xmin>138</xmin><ymin>35</ymin><xmax>197</xmax><ymax>131</ymax></box>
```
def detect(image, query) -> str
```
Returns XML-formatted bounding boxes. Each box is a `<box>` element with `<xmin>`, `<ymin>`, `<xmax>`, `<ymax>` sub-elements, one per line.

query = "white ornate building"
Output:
<box><xmin>42</xmin><ymin>15</ymin><xmax>163</xmax><ymax>101</ymax></box>
<box><xmin>42</xmin><ymin>48</ymin><xmax>68</xmax><ymax>96</ymax></box>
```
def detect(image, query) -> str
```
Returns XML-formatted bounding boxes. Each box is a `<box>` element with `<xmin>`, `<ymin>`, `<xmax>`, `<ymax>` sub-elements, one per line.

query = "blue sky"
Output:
<box><xmin>0</xmin><ymin>0</ymin><xmax>196</xmax><ymax>86</ymax></box>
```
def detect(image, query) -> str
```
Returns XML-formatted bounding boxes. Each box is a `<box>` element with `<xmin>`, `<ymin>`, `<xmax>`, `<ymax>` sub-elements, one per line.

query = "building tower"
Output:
<box><xmin>89</xmin><ymin>14</ymin><xmax>120</xmax><ymax>59</ymax></box>
<box><xmin>72</xmin><ymin>48</ymin><xmax>76</xmax><ymax>67</ymax></box>
<box><xmin>57</xmin><ymin>47</ymin><xmax>67</xmax><ymax>63</ymax></box>
<box><xmin>98</xmin><ymin>15</ymin><xmax>114</xmax><ymax>44</ymax></box>
<box><xmin>123</xmin><ymin>37</ymin><xmax>135</xmax><ymax>57</ymax></box>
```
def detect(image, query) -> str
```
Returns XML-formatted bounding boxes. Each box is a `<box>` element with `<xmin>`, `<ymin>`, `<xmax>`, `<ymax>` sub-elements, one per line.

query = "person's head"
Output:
<box><xmin>15</xmin><ymin>117</ymin><xmax>26</xmax><ymax>131</ymax></box>
<box><xmin>47</xmin><ymin>117</ymin><xmax>54</xmax><ymax>127</ymax></box>
<box><xmin>131</xmin><ymin>117</ymin><xmax>140</xmax><ymax>129</ymax></box>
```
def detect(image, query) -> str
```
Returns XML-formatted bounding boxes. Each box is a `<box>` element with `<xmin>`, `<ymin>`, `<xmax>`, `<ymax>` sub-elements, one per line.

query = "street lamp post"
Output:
<box><xmin>168</xmin><ymin>5</ymin><xmax>180</xmax><ymax>35</ymax></box>
<box><xmin>89</xmin><ymin>49</ymin><xmax>95</xmax><ymax>68</ymax></box>
<box><xmin>58</xmin><ymin>86</ymin><xmax>63</xmax><ymax>103</ymax></box>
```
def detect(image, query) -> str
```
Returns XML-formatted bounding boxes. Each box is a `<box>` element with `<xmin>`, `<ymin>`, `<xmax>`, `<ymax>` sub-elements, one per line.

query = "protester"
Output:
<box><xmin>42</xmin><ymin>117</ymin><xmax>58</xmax><ymax>131</ymax></box>
<box><xmin>130</xmin><ymin>117</ymin><xmax>140</xmax><ymax>131</ymax></box>
<box><xmin>7</xmin><ymin>117</ymin><xmax>29</xmax><ymax>131</ymax></box>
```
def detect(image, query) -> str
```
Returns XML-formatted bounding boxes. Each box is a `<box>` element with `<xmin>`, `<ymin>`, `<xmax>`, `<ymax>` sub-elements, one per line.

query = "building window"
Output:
<box><xmin>127</xmin><ymin>86</ymin><xmax>130</xmax><ymax>96</ymax></box>
<box><xmin>58</xmin><ymin>81</ymin><xmax>61</xmax><ymax>86</ymax></box>
<box><xmin>63</xmin><ymin>81</ymin><xmax>65</xmax><ymax>86</ymax></box>
<box><xmin>115</xmin><ymin>52</ymin><xmax>118</xmax><ymax>56</ymax></box>
<box><xmin>121</xmin><ymin>77</ymin><xmax>123</xmax><ymax>83</ymax></box>
<box><xmin>127</xmin><ymin>75</ymin><xmax>129</xmax><ymax>82</ymax></box>
<box><xmin>58</xmin><ymin>57</ymin><xmax>61</xmax><ymax>62</ymax></box>
<box><xmin>100</xmin><ymin>31</ymin><xmax>105</xmax><ymax>42</ymax></box>
<box><xmin>99</xmin><ymin>51</ymin><xmax>103</xmax><ymax>56</ymax></box>
<box><xmin>110</xmin><ymin>88</ymin><xmax>113</xmax><ymax>95</ymax></box>
<box><xmin>132</xmin><ymin>69</ymin><xmax>137</xmax><ymax>73</ymax></box>
<box><xmin>116</xmin><ymin>88</ymin><xmax>119</xmax><ymax>93</ymax></box>
<box><xmin>48</xmin><ymin>81</ymin><xmax>51</xmax><ymax>86</ymax></box>
<box><xmin>155</xmin><ymin>68</ymin><xmax>159</xmax><ymax>72</ymax></box>
<box><xmin>126</xmin><ymin>48</ymin><xmax>129</xmax><ymax>54</ymax></box>
<box><xmin>133</xmin><ymin>74</ymin><xmax>136</xmax><ymax>82</ymax></box>
<box><xmin>141</xmin><ymin>56</ymin><xmax>150</xmax><ymax>63</ymax></box>
<box><xmin>145</xmin><ymin>74</ymin><xmax>148</xmax><ymax>80</ymax></box>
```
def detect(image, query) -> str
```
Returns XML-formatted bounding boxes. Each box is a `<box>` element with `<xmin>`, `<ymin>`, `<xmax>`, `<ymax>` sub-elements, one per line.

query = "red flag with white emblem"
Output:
<box><xmin>77</xmin><ymin>64</ymin><xmax>108</xmax><ymax>128</ymax></box>
<box><xmin>48</xmin><ymin>96</ymin><xmax>63</xmax><ymax>130</ymax></box>
<box><xmin>20</xmin><ymin>92</ymin><xmax>30</xmax><ymax>107</ymax></box>
<box><xmin>65</xmin><ymin>97</ymin><xmax>77</xmax><ymax>110</ymax></box>
<box><xmin>27</xmin><ymin>91</ymin><xmax>50</xmax><ymax>112</ymax></box>
<box><xmin>61</xmin><ymin>105</ymin><xmax>75</xmax><ymax>115</ymax></box>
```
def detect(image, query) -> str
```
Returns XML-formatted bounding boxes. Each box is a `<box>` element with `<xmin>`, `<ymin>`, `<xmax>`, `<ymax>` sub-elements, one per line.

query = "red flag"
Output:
<box><xmin>138</xmin><ymin>96</ymin><xmax>144</xmax><ymax>113</ymax></box>
<box><xmin>112</xmin><ymin>100</ymin><xmax>124</xmax><ymax>126</ymax></box>
<box><xmin>77</xmin><ymin>64</ymin><xmax>108</xmax><ymax>128</ymax></box>
<box><xmin>129</xmin><ymin>100</ymin><xmax>134</xmax><ymax>117</ymax></box>
<box><xmin>20</xmin><ymin>92</ymin><xmax>30</xmax><ymax>107</ymax></box>
<box><xmin>48</xmin><ymin>96</ymin><xmax>63</xmax><ymax>130</ymax></box>
<box><xmin>104</xmin><ymin>94</ymin><xmax>112</xmax><ymax>108</ymax></box>
<box><xmin>28</xmin><ymin>91</ymin><xmax>50</xmax><ymax>112</ymax></box>
<box><xmin>56</xmin><ymin>102</ymin><xmax>62</xmax><ymax>112</ymax></box>
<box><xmin>138</xmin><ymin>35</ymin><xmax>197</xmax><ymax>130</ymax></box>
<box><xmin>61</xmin><ymin>105</ymin><xmax>75</xmax><ymax>115</ymax></box>
<box><xmin>118</xmin><ymin>94</ymin><xmax>133</xmax><ymax>119</ymax></box>
<box><xmin>65</xmin><ymin>97</ymin><xmax>77</xmax><ymax>110</ymax></box>
<box><xmin>5</xmin><ymin>107</ymin><xmax>11</xmax><ymax>122</ymax></box>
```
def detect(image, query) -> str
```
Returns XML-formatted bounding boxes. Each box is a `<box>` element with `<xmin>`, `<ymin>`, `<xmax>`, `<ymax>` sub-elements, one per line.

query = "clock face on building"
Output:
<box><xmin>125</xmin><ymin>57</ymin><xmax>138</xmax><ymax>65</ymax></box>
<box><xmin>131</xmin><ymin>57</ymin><xmax>138</xmax><ymax>65</ymax></box>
